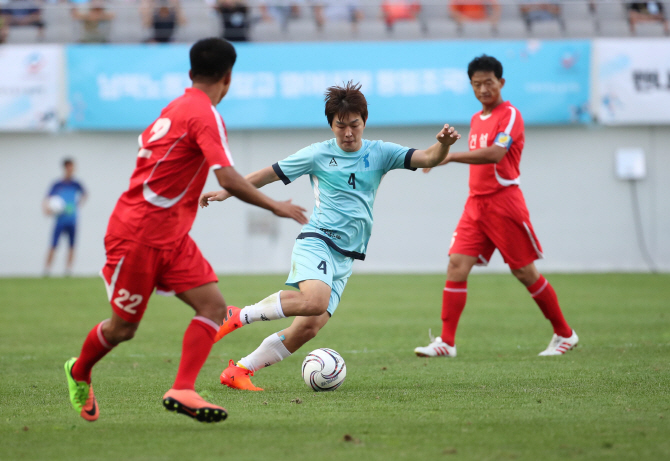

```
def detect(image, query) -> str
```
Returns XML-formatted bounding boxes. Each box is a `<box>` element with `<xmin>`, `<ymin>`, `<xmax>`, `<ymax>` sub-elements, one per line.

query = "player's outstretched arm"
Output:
<box><xmin>422</xmin><ymin>144</ymin><xmax>508</xmax><ymax>173</ymax></box>
<box><xmin>200</xmin><ymin>166</ymin><xmax>280</xmax><ymax>207</ymax></box>
<box><xmin>409</xmin><ymin>124</ymin><xmax>461</xmax><ymax>169</ymax></box>
<box><xmin>210</xmin><ymin>167</ymin><xmax>308</xmax><ymax>225</ymax></box>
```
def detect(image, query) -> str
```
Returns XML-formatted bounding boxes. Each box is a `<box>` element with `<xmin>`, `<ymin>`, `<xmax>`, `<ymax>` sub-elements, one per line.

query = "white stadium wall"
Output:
<box><xmin>1</xmin><ymin>124</ymin><xmax>668</xmax><ymax>277</ymax></box>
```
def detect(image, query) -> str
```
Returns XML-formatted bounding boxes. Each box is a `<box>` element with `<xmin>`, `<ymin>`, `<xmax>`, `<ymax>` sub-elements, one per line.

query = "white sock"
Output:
<box><xmin>238</xmin><ymin>333</ymin><xmax>291</xmax><ymax>372</ymax></box>
<box><xmin>240</xmin><ymin>291</ymin><xmax>285</xmax><ymax>325</ymax></box>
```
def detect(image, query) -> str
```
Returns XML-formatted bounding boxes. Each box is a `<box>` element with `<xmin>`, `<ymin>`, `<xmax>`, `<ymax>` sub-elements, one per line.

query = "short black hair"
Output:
<box><xmin>63</xmin><ymin>158</ymin><xmax>74</xmax><ymax>167</ymax></box>
<box><xmin>324</xmin><ymin>81</ymin><xmax>368</xmax><ymax>127</ymax></box>
<box><xmin>190</xmin><ymin>38</ymin><xmax>237</xmax><ymax>83</ymax></box>
<box><xmin>467</xmin><ymin>55</ymin><xmax>503</xmax><ymax>80</ymax></box>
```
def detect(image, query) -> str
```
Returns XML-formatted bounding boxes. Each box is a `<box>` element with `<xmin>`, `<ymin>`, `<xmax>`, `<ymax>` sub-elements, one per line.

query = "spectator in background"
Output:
<box><xmin>449</xmin><ymin>0</ymin><xmax>500</xmax><ymax>27</ymax></box>
<box><xmin>259</xmin><ymin>0</ymin><xmax>302</xmax><ymax>30</ymax></box>
<box><xmin>381</xmin><ymin>0</ymin><xmax>421</xmax><ymax>29</ymax></box>
<box><xmin>0</xmin><ymin>14</ymin><xmax>8</xmax><ymax>43</ymax></box>
<box><xmin>43</xmin><ymin>158</ymin><xmax>87</xmax><ymax>277</ymax></box>
<box><xmin>71</xmin><ymin>0</ymin><xmax>115</xmax><ymax>43</ymax></box>
<box><xmin>214</xmin><ymin>0</ymin><xmax>250</xmax><ymax>41</ymax></box>
<box><xmin>626</xmin><ymin>1</ymin><xmax>669</xmax><ymax>34</ymax></box>
<box><xmin>141</xmin><ymin>0</ymin><xmax>185</xmax><ymax>43</ymax></box>
<box><xmin>310</xmin><ymin>0</ymin><xmax>363</xmax><ymax>31</ymax></box>
<box><xmin>519</xmin><ymin>1</ymin><xmax>563</xmax><ymax>32</ymax></box>
<box><xmin>1</xmin><ymin>0</ymin><xmax>45</xmax><ymax>41</ymax></box>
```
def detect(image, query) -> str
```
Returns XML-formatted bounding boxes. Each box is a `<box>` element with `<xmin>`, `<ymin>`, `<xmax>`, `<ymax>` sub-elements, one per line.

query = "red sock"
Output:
<box><xmin>527</xmin><ymin>275</ymin><xmax>572</xmax><ymax>338</ymax></box>
<box><xmin>440</xmin><ymin>281</ymin><xmax>468</xmax><ymax>347</ymax></box>
<box><xmin>71</xmin><ymin>321</ymin><xmax>115</xmax><ymax>384</ymax></box>
<box><xmin>172</xmin><ymin>317</ymin><xmax>218</xmax><ymax>390</ymax></box>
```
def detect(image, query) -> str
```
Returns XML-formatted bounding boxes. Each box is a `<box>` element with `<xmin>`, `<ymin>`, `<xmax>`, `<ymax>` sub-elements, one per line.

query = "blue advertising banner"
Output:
<box><xmin>67</xmin><ymin>40</ymin><xmax>590</xmax><ymax>130</ymax></box>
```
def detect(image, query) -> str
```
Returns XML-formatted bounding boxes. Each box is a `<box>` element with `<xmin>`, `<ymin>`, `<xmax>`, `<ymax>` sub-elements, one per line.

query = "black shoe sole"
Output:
<box><xmin>163</xmin><ymin>397</ymin><xmax>228</xmax><ymax>423</ymax></box>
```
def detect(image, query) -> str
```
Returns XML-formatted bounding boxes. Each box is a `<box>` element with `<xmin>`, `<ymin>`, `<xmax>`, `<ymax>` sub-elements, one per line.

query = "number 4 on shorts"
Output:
<box><xmin>317</xmin><ymin>260</ymin><xmax>327</xmax><ymax>274</ymax></box>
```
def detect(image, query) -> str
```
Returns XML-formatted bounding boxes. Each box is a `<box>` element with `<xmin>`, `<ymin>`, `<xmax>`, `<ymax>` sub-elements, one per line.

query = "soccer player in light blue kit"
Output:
<box><xmin>200</xmin><ymin>82</ymin><xmax>461</xmax><ymax>390</ymax></box>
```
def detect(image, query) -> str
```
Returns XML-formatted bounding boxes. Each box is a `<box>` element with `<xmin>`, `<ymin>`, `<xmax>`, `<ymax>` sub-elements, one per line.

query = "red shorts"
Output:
<box><xmin>449</xmin><ymin>186</ymin><xmax>543</xmax><ymax>270</ymax></box>
<box><xmin>100</xmin><ymin>234</ymin><xmax>218</xmax><ymax>323</ymax></box>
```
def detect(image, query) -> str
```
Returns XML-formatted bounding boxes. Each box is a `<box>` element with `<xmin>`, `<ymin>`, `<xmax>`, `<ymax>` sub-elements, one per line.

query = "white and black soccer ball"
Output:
<box><xmin>301</xmin><ymin>348</ymin><xmax>346</xmax><ymax>392</ymax></box>
<box><xmin>48</xmin><ymin>195</ymin><xmax>66</xmax><ymax>215</ymax></box>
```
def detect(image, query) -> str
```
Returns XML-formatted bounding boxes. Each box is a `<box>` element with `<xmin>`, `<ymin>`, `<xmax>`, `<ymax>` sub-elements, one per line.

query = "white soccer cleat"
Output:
<box><xmin>414</xmin><ymin>331</ymin><xmax>457</xmax><ymax>358</ymax></box>
<box><xmin>538</xmin><ymin>330</ymin><xmax>579</xmax><ymax>356</ymax></box>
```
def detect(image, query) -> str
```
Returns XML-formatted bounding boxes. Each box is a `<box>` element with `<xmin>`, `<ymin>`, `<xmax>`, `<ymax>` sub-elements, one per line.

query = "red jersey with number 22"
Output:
<box><xmin>106</xmin><ymin>88</ymin><xmax>234</xmax><ymax>248</ymax></box>
<box><xmin>468</xmin><ymin>101</ymin><xmax>524</xmax><ymax>196</ymax></box>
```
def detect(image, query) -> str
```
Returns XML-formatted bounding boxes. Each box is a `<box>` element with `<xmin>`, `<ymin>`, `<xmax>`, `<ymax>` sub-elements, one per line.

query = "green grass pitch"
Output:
<box><xmin>1</xmin><ymin>273</ymin><xmax>669</xmax><ymax>460</ymax></box>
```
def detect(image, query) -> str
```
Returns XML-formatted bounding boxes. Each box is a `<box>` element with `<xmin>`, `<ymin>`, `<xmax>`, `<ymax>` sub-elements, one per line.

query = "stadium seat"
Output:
<box><xmin>562</xmin><ymin>0</ymin><xmax>593</xmax><ymax>19</ymax></box>
<box><xmin>108</xmin><ymin>4</ymin><xmax>146</xmax><ymax>43</ymax></box>
<box><xmin>356</xmin><ymin>19</ymin><xmax>391</xmax><ymax>41</ymax></box>
<box><xmin>598</xmin><ymin>18</ymin><xmax>631</xmax><ymax>36</ymax></box>
<box><xmin>389</xmin><ymin>20</ymin><xmax>425</xmax><ymax>40</ymax></box>
<box><xmin>175</xmin><ymin>6</ymin><xmax>219</xmax><ymax>43</ymax></box>
<box><xmin>43</xmin><ymin>5</ymin><xmax>74</xmax><ymax>44</ymax></box>
<box><xmin>419</xmin><ymin>3</ymin><xmax>449</xmax><ymax>21</ymax></box>
<box><xmin>565</xmin><ymin>19</ymin><xmax>597</xmax><ymax>38</ymax></box>
<box><xmin>633</xmin><ymin>21</ymin><xmax>667</xmax><ymax>36</ymax></box>
<box><xmin>460</xmin><ymin>21</ymin><xmax>493</xmax><ymax>39</ymax></box>
<box><xmin>424</xmin><ymin>19</ymin><xmax>459</xmax><ymax>39</ymax></box>
<box><xmin>286</xmin><ymin>19</ymin><xmax>321</xmax><ymax>42</ymax></box>
<box><xmin>594</xmin><ymin>0</ymin><xmax>626</xmax><ymax>21</ymax></box>
<box><xmin>500</xmin><ymin>2</ymin><xmax>522</xmax><ymax>21</ymax></box>
<box><xmin>495</xmin><ymin>19</ymin><xmax>527</xmax><ymax>39</ymax></box>
<box><xmin>4</xmin><ymin>26</ymin><xmax>41</xmax><ymax>44</ymax></box>
<box><xmin>358</xmin><ymin>2</ymin><xmax>383</xmax><ymax>21</ymax></box>
<box><xmin>530</xmin><ymin>20</ymin><xmax>563</xmax><ymax>38</ymax></box>
<box><xmin>322</xmin><ymin>20</ymin><xmax>358</xmax><ymax>42</ymax></box>
<box><xmin>249</xmin><ymin>21</ymin><xmax>287</xmax><ymax>42</ymax></box>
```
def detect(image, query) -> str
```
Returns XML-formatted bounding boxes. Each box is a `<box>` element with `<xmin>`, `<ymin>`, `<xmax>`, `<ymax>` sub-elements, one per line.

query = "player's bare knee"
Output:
<box><xmin>107</xmin><ymin>323</ymin><xmax>137</xmax><ymax>344</ymax></box>
<box><xmin>447</xmin><ymin>260</ymin><xmax>469</xmax><ymax>280</ymax></box>
<box><xmin>303</xmin><ymin>299</ymin><xmax>329</xmax><ymax>316</ymax></box>
<box><xmin>197</xmin><ymin>301</ymin><xmax>227</xmax><ymax>324</ymax></box>
<box><xmin>297</xmin><ymin>293</ymin><xmax>329</xmax><ymax>316</ymax></box>
<box><xmin>297</xmin><ymin>324</ymin><xmax>321</xmax><ymax>342</ymax></box>
<box><xmin>511</xmin><ymin>269</ymin><xmax>534</xmax><ymax>287</ymax></box>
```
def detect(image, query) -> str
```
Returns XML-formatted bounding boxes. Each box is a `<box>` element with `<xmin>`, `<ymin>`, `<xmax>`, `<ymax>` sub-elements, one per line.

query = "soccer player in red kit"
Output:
<box><xmin>63</xmin><ymin>38</ymin><xmax>308</xmax><ymax>423</ymax></box>
<box><xmin>414</xmin><ymin>55</ymin><xmax>578</xmax><ymax>358</ymax></box>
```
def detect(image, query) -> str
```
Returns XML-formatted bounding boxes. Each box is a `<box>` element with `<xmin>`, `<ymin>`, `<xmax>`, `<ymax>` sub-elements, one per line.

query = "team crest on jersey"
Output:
<box><xmin>329</xmin><ymin>157</ymin><xmax>338</xmax><ymax>166</ymax></box>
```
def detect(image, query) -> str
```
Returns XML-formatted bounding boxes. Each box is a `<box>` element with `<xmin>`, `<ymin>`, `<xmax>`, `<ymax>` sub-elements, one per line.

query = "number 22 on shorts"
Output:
<box><xmin>113</xmin><ymin>289</ymin><xmax>143</xmax><ymax>314</ymax></box>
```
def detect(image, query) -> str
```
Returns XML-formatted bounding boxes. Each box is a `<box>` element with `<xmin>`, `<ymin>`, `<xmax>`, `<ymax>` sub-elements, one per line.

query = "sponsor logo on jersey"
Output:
<box><xmin>329</xmin><ymin>157</ymin><xmax>338</xmax><ymax>166</ymax></box>
<box><xmin>319</xmin><ymin>228</ymin><xmax>342</xmax><ymax>240</ymax></box>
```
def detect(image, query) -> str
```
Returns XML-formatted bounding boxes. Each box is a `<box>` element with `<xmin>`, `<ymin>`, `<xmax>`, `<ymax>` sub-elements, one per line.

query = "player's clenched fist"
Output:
<box><xmin>436</xmin><ymin>124</ymin><xmax>461</xmax><ymax>146</ymax></box>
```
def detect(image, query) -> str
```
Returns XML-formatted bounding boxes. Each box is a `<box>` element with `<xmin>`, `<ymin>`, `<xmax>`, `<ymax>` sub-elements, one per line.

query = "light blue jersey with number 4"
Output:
<box><xmin>272</xmin><ymin>138</ymin><xmax>416</xmax><ymax>260</ymax></box>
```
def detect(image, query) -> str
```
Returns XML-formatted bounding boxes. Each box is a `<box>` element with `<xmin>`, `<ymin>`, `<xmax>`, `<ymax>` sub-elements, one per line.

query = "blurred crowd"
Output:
<box><xmin>0</xmin><ymin>1</ymin><xmax>668</xmax><ymax>44</ymax></box>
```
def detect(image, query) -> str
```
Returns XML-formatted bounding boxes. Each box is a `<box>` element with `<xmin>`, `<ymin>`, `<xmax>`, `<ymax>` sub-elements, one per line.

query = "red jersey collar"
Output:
<box><xmin>185</xmin><ymin>87</ymin><xmax>214</xmax><ymax>106</ymax></box>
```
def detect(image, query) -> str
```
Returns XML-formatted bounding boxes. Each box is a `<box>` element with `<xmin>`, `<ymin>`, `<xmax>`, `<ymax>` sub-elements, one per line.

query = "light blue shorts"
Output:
<box><xmin>285</xmin><ymin>237</ymin><xmax>354</xmax><ymax>316</ymax></box>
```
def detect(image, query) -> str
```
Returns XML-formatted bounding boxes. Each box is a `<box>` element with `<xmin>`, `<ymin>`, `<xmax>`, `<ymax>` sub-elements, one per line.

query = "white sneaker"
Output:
<box><xmin>414</xmin><ymin>330</ymin><xmax>457</xmax><ymax>358</ymax></box>
<box><xmin>538</xmin><ymin>330</ymin><xmax>579</xmax><ymax>356</ymax></box>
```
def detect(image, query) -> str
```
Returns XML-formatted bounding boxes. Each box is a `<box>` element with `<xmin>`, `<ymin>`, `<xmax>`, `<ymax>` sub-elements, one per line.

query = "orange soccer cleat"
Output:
<box><xmin>214</xmin><ymin>306</ymin><xmax>244</xmax><ymax>342</ymax></box>
<box><xmin>220</xmin><ymin>360</ymin><xmax>264</xmax><ymax>391</ymax></box>
<box><xmin>162</xmin><ymin>389</ymin><xmax>228</xmax><ymax>423</ymax></box>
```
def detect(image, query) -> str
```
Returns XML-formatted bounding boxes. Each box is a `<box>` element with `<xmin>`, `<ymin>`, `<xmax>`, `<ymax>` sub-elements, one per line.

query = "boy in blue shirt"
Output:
<box><xmin>43</xmin><ymin>158</ymin><xmax>87</xmax><ymax>276</ymax></box>
<box><xmin>200</xmin><ymin>82</ymin><xmax>460</xmax><ymax>390</ymax></box>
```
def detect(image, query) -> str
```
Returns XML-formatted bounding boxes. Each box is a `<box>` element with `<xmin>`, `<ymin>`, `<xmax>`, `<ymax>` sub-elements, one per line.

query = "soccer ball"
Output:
<box><xmin>48</xmin><ymin>195</ymin><xmax>66</xmax><ymax>215</ymax></box>
<box><xmin>301</xmin><ymin>348</ymin><xmax>346</xmax><ymax>391</ymax></box>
